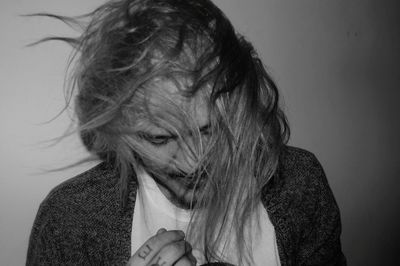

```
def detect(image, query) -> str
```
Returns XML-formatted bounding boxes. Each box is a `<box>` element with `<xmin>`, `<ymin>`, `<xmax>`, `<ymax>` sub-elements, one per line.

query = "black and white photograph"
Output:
<box><xmin>0</xmin><ymin>0</ymin><xmax>399</xmax><ymax>265</ymax></box>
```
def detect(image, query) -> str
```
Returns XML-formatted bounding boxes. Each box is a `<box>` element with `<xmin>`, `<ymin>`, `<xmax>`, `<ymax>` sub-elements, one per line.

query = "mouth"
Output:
<box><xmin>167</xmin><ymin>169</ymin><xmax>208</xmax><ymax>190</ymax></box>
<box><xmin>148</xmin><ymin>168</ymin><xmax>209</xmax><ymax>209</ymax></box>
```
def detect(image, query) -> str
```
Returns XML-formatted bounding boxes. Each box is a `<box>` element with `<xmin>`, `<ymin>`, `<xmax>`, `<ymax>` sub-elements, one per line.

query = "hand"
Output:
<box><xmin>127</xmin><ymin>228</ymin><xmax>197</xmax><ymax>266</ymax></box>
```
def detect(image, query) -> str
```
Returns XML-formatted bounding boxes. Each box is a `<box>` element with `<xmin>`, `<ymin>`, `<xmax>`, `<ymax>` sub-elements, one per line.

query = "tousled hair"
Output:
<box><xmin>33</xmin><ymin>0</ymin><xmax>290</xmax><ymax>264</ymax></box>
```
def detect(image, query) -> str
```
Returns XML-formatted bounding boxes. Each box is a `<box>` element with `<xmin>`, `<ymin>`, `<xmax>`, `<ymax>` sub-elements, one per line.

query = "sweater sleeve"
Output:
<box><xmin>25</xmin><ymin>163</ymin><xmax>135</xmax><ymax>266</ymax></box>
<box><xmin>26</xmin><ymin>200</ymin><xmax>64</xmax><ymax>265</ymax></box>
<box><xmin>26</xmin><ymin>194</ymin><xmax>89</xmax><ymax>265</ymax></box>
<box><xmin>296</xmin><ymin>153</ymin><xmax>346</xmax><ymax>266</ymax></box>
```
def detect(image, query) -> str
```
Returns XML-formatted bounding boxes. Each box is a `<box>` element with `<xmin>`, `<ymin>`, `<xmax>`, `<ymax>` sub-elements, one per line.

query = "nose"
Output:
<box><xmin>173</xmin><ymin>136</ymin><xmax>201</xmax><ymax>173</ymax></box>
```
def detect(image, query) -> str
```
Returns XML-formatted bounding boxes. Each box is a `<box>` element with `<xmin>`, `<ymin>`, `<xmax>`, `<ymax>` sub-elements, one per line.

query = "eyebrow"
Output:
<box><xmin>199</xmin><ymin>123</ymin><xmax>211</xmax><ymax>133</ymax></box>
<box><xmin>137</xmin><ymin>123</ymin><xmax>211</xmax><ymax>138</ymax></box>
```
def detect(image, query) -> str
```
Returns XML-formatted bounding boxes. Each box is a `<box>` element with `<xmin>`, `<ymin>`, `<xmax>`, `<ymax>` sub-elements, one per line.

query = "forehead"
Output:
<box><xmin>136</xmin><ymin>78</ymin><xmax>210</xmax><ymax>134</ymax></box>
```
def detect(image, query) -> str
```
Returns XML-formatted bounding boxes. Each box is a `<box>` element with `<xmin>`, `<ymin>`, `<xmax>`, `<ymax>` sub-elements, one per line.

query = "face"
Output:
<box><xmin>135</xmin><ymin>79</ymin><xmax>211</xmax><ymax>209</ymax></box>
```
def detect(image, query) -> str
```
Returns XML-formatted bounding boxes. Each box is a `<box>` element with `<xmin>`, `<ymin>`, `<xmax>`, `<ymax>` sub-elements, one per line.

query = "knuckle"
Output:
<box><xmin>159</xmin><ymin>230</ymin><xmax>185</xmax><ymax>244</ymax></box>
<box><xmin>170</xmin><ymin>230</ymin><xmax>185</xmax><ymax>239</ymax></box>
<box><xmin>174</xmin><ymin>256</ymin><xmax>194</xmax><ymax>266</ymax></box>
<box><xmin>145</xmin><ymin>231</ymin><xmax>173</xmax><ymax>250</ymax></box>
<box><xmin>169</xmin><ymin>241</ymin><xmax>186</xmax><ymax>254</ymax></box>
<box><xmin>126</xmin><ymin>256</ymin><xmax>137</xmax><ymax>266</ymax></box>
<box><xmin>132</xmin><ymin>230</ymin><xmax>186</xmax><ymax>264</ymax></box>
<box><xmin>157</xmin><ymin>240</ymin><xmax>186</xmax><ymax>261</ymax></box>
<box><xmin>146</xmin><ymin>235</ymin><xmax>160</xmax><ymax>248</ymax></box>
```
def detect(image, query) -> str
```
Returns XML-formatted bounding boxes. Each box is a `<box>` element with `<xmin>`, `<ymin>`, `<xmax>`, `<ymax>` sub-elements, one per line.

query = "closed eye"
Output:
<box><xmin>148</xmin><ymin>136</ymin><xmax>173</xmax><ymax>146</ymax></box>
<box><xmin>137</xmin><ymin>123</ymin><xmax>211</xmax><ymax>146</ymax></box>
<box><xmin>199</xmin><ymin>124</ymin><xmax>211</xmax><ymax>135</ymax></box>
<box><xmin>139</xmin><ymin>133</ymin><xmax>177</xmax><ymax>146</ymax></box>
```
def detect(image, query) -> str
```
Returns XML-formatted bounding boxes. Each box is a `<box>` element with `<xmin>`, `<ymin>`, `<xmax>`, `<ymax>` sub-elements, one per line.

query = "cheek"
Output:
<box><xmin>142</xmin><ymin>142</ymin><xmax>179</xmax><ymax>168</ymax></box>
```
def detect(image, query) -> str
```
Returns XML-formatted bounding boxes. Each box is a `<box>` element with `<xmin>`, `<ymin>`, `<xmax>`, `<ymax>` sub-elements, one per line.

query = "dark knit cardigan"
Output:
<box><xmin>26</xmin><ymin>146</ymin><xmax>346</xmax><ymax>265</ymax></box>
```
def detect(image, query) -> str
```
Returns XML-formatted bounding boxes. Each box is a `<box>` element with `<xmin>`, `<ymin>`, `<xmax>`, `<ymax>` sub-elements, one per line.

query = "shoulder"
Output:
<box><xmin>41</xmin><ymin>162</ymin><xmax>119</xmax><ymax>215</ymax></box>
<box><xmin>281</xmin><ymin>145</ymin><xmax>329</xmax><ymax>191</ymax></box>
<box><xmin>280</xmin><ymin>145</ymin><xmax>325</xmax><ymax>179</ymax></box>
<box><xmin>27</xmin><ymin>162</ymin><xmax>137</xmax><ymax>264</ymax></box>
<box><xmin>31</xmin><ymin>161</ymin><xmax>122</xmax><ymax>234</ymax></box>
<box><xmin>264</xmin><ymin>145</ymin><xmax>338</xmax><ymax>222</ymax></box>
<box><xmin>262</xmin><ymin>145</ymin><xmax>346</xmax><ymax>265</ymax></box>
<box><xmin>266</xmin><ymin>145</ymin><xmax>331</xmax><ymax>199</ymax></box>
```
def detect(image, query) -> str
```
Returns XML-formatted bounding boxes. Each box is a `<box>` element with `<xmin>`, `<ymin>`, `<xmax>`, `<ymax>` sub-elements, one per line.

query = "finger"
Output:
<box><xmin>187</xmin><ymin>252</ymin><xmax>197</xmax><ymax>264</ymax></box>
<box><xmin>148</xmin><ymin>240</ymin><xmax>192</xmax><ymax>266</ymax></box>
<box><xmin>128</xmin><ymin>230</ymin><xmax>185</xmax><ymax>265</ymax></box>
<box><xmin>157</xmin><ymin>228</ymin><xmax>167</xmax><ymax>235</ymax></box>
<box><xmin>174</xmin><ymin>255</ymin><xmax>196</xmax><ymax>266</ymax></box>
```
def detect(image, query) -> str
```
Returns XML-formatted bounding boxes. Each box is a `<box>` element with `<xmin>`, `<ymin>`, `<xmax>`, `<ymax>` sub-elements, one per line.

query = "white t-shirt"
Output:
<box><xmin>131</xmin><ymin>169</ymin><xmax>281</xmax><ymax>266</ymax></box>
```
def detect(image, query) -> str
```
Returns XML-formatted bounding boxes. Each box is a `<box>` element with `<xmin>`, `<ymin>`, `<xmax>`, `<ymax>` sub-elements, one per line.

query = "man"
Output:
<box><xmin>26</xmin><ymin>0</ymin><xmax>346</xmax><ymax>265</ymax></box>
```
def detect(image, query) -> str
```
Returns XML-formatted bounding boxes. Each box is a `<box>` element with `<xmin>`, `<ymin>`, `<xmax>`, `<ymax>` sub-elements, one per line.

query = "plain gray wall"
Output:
<box><xmin>0</xmin><ymin>0</ymin><xmax>399</xmax><ymax>265</ymax></box>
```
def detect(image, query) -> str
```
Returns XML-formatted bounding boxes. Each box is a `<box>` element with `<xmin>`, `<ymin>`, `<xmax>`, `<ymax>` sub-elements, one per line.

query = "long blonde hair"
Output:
<box><xmin>35</xmin><ymin>0</ymin><xmax>290</xmax><ymax>264</ymax></box>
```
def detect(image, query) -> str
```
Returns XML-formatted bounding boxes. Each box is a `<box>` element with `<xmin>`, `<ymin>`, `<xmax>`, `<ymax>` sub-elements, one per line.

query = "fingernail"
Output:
<box><xmin>157</xmin><ymin>228</ymin><xmax>166</xmax><ymax>234</ymax></box>
<box><xmin>178</xmin><ymin>230</ymin><xmax>185</xmax><ymax>237</ymax></box>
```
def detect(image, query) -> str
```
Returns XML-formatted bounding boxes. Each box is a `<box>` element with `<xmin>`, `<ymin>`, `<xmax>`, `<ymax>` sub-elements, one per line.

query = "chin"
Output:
<box><xmin>148</xmin><ymin>167</ymin><xmax>209</xmax><ymax>209</ymax></box>
<box><xmin>171</xmin><ymin>187</ymin><xmax>201</xmax><ymax>210</ymax></box>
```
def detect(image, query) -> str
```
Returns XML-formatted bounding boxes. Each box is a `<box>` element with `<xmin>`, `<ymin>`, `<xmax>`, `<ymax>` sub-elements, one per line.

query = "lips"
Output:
<box><xmin>167</xmin><ymin>168</ymin><xmax>208</xmax><ymax>190</ymax></box>
<box><xmin>145</xmin><ymin>166</ymin><xmax>210</xmax><ymax>209</ymax></box>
